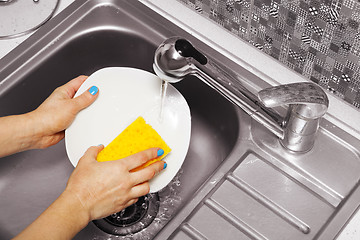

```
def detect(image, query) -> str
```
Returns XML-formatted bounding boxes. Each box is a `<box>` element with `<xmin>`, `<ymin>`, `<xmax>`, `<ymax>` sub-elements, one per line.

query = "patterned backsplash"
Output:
<box><xmin>176</xmin><ymin>0</ymin><xmax>360</xmax><ymax>109</ymax></box>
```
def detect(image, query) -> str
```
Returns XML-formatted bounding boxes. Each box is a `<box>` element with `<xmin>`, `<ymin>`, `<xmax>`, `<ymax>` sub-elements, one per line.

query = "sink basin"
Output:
<box><xmin>0</xmin><ymin>1</ymin><xmax>239</xmax><ymax>239</ymax></box>
<box><xmin>0</xmin><ymin>1</ymin><xmax>360</xmax><ymax>239</ymax></box>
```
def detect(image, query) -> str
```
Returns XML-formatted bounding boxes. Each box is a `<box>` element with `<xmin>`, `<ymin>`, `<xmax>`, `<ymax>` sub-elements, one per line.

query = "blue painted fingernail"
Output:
<box><xmin>163</xmin><ymin>162</ymin><xmax>167</xmax><ymax>169</ymax></box>
<box><xmin>89</xmin><ymin>86</ymin><xmax>98</xmax><ymax>95</ymax></box>
<box><xmin>157</xmin><ymin>149</ymin><xmax>164</xmax><ymax>157</ymax></box>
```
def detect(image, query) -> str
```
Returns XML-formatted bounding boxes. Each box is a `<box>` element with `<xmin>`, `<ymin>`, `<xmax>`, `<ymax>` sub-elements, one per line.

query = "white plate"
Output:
<box><xmin>65</xmin><ymin>67</ymin><xmax>191</xmax><ymax>193</ymax></box>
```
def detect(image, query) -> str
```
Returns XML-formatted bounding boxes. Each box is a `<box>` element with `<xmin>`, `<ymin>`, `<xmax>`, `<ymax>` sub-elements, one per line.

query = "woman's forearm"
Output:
<box><xmin>13</xmin><ymin>146</ymin><xmax>166</xmax><ymax>240</ymax></box>
<box><xmin>0</xmin><ymin>113</ymin><xmax>42</xmax><ymax>157</ymax></box>
<box><xmin>13</xmin><ymin>190</ymin><xmax>90</xmax><ymax>240</ymax></box>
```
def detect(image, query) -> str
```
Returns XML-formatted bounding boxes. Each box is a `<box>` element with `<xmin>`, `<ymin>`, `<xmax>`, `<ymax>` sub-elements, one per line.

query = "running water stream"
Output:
<box><xmin>159</xmin><ymin>80</ymin><xmax>168</xmax><ymax>122</ymax></box>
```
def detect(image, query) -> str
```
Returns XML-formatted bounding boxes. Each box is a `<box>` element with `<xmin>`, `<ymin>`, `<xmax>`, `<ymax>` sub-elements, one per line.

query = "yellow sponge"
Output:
<box><xmin>97</xmin><ymin>116</ymin><xmax>171</xmax><ymax>171</ymax></box>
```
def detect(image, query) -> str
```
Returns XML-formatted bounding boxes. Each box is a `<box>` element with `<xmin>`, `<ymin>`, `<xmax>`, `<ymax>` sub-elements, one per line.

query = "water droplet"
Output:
<box><xmin>210</xmin><ymin>179</ymin><xmax>217</xmax><ymax>184</ymax></box>
<box><xmin>119</xmin><ymin>209</ymin><xmax>126</xmax><ymax>217</ymax></box>
<box><xmin>174</xmin><ymin>180</ymin><xmax>181</xmax><ymax>186</ymax></box>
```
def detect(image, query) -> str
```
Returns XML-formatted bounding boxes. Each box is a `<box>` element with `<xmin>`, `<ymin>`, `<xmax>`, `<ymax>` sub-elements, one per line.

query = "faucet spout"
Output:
<box><xmin>154</xmin><ymin>37</ymin><xmax>329</xmax><ymax>153</ymax></box>
<box><xmin>153</xmin><ymin>38</ymin><xmax>199</xmax><ymax>83</ymax></box>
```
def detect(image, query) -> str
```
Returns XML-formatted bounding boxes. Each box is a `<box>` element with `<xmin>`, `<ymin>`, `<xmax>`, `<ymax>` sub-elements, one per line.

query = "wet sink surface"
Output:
<box><xmin>1</xmin><ymin>1</ymin><xmax>360</xmax><ymax>239</ymax></box>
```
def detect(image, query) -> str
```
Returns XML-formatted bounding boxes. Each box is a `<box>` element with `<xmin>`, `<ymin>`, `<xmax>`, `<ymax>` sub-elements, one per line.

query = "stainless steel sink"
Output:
<box><xmin>0</xmin><ymin>1</ymin><xmax>359</xmax><ymax>239</ymax></box>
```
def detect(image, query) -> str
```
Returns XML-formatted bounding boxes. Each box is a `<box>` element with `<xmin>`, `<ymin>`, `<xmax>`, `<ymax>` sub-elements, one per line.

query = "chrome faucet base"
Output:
<box><xmin>258</xmin><ymin>83</ymin><xmax>328</xmax><ymax>152</ymax></box>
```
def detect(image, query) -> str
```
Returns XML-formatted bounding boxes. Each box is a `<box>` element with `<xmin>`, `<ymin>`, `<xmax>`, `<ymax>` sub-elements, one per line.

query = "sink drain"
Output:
<box><xmin>93</xmin><ymin>193</ymin><xmax>160</xmax><ymax>236</ymax></box>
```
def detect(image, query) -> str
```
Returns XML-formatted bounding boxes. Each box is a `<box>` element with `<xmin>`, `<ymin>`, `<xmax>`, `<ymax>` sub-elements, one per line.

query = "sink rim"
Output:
<box><xmin>1</xmin><ymin>0</ymin><xmax>360</xmax><ymax>239</ymax></box>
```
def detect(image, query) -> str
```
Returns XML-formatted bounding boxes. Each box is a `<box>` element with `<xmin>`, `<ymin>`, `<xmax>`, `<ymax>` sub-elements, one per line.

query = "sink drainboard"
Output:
<box><xmin>172</xmin><ymin>153</ymin><xmax>336</xmax><ymax>239</ymax></box>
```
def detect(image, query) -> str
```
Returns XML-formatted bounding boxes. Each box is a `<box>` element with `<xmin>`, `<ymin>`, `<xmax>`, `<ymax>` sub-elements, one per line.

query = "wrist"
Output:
<box><xmin>14</xmin><ymin>189</ymin><xmax>91</xmax><ymax>240</ymax></box>
<box><xmin>0</xmin><ymin>113</ymin><xmax>43</xmax><ymax>157</ymax></box>
<box><xmin>57</xmin><ymin>190</ymin><xmax>91</xmax><ymax>230</ymax></box>
<box><xmin>20</xmin><ymin>112</ymin><xmax>46</xmax><ymax>150</ymax></box>
<box><xmin>24</xmin><ymin>110</ymin><xmax>63</xmax><ymax>150</ymax></box>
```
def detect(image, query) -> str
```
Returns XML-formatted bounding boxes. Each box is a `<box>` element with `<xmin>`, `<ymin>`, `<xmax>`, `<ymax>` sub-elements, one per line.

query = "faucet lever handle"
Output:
<box><xmin>258</xmin><ymin>82</ymin><xmax>329</xmax><ymax>152</ymax></box>
<box><xmin>258</xmin><ymin>82</ymin><xmax>329</xmax><ymax>119</ymax></box>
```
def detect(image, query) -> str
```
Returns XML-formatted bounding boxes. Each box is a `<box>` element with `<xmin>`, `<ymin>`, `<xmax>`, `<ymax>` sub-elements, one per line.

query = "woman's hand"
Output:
<box><xmin>65</xmin><ymin>146</ymin><xmax>167</xmax><ymax>221</ymax></box>
<box><xmin>0</xmin><ymin>75</ymin><xmax>98</xmax><ymax>157</ymax></box>
<box><xmin>29</xmin><ymin>75</ymin><xmax>98</xmax><ymax>149</ymax></box>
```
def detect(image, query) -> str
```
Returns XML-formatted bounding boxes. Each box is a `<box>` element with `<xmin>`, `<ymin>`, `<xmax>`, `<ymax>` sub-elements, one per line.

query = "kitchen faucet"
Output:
<box><xmin>153</xmin><ymin>37</ymin><xmax>329</xmax><ymax>153</ymax></box>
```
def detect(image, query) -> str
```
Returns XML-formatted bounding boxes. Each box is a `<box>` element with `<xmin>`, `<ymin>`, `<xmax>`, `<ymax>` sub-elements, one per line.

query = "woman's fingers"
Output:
<box><xmin>123</xmin><ymin>198</ymin><xmax>139</xmax><ymax>209</ymax></box>
<box><xmin>79</xmin><ymin>145</ymin><xmax>104</xmax><ymax>164</ymax></box>
<box><xmin>63</xmin><ymin>75</ymin><xmax>88</xmax><ymax>98</ymax></box>
<box><xmin>123</xmin><ymin>148</ymin><xmax>163</xmax><ymax>171</ymax></box>
<box><xmin>130</xmin><ymin>182</ymin><xmax>151</xmax><ymax>199</ymax></box>
<box><xmin>72</xmin><ymin>85</ymin><xmax>99</xmax><ymax>112</ymax></box>
<box><xmin>129</xmin><ymin>160</ymin><xmax>166</xmax><ymax>186</ymax></box>
<box><xmin>57</xmin><ymin>75</ymin><xmax>98</xmax><ymax>113</ymax></box>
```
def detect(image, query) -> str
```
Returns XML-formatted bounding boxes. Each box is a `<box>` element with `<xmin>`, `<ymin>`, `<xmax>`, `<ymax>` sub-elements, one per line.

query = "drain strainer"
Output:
<box><xmin>93</xmin><ymin>193</ymin><xmax>160</xmax><ymax>236</ymax></box>
<box><xmin>0</xmin><ymin>0</ymin><xmax>59</xmax><ymax>38</ymax></box>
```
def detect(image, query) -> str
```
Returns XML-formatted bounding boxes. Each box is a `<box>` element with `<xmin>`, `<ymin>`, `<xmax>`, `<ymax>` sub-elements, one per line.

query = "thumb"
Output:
<box><xmin>79</xmin><ymin>145</ymin><xmax>104</xmax><ymax>164</ymax></box>
<box><xmin>73</xmin><ymin>86</ymin><xmax>99</xmax><ymax>112</ymax></box>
